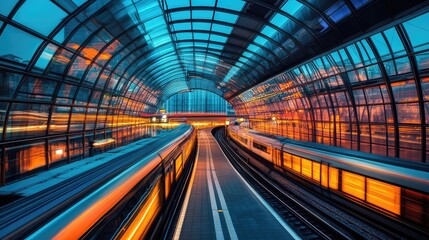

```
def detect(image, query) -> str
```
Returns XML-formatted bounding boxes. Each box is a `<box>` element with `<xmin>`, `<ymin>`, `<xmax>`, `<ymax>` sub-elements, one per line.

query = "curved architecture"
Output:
<box><xmin>1</xmin><ymin>0</ymin><xmax>429</xmax><ymax>184</ymax></box>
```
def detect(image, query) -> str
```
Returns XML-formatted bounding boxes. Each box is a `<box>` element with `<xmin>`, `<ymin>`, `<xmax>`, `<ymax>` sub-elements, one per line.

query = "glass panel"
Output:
<box><xmin>5</xmin><ymin>141</ymin><xmax>46</xmax><ymax>179</ymax></box>
<box><xmin>397</xmin><ymin>103</ymin><xmax>420</xmax><ymax>124</ymax></box>
<box><xmin>391</xmin><ymin>80</ymin><xmax>418</xmax><ymax>103</ymax></box>
<box><xmin>6</xmin><ymin>103</ymin><xmax>50</xmax><ymax>140</ymax></box>
<box><xmin>415</xmin><ymin>53</ymin><xmax>429</xmax><ymax>70</ymax></box>
<box><xmin>16</xmin><ymin>77</ymin><xmax>57</xmax><ymax>101</ymax></box>
<box><xmin>56</xmin><ymin>83</ymin><xmax>77</xmax><ymax>104</ymax></box>
<box><xmin>13</xmin><ymin>0</ymin><xmax>67</xmax><ymax>36</ymax></box>
<box><xmin>48</xmin><ymin>138</ymin><xmax>68</xmax><ymax>163</ymax></box>
<box><xmin>403</xmin><ymin>12</ymin><xmax>429</xmax><ymax>52</ymax></box>
<box><xmin>217</xmin><ymin>0</ymin><xmax>245</xmax><ymax>11</ymax></box>
<box><xmin>70</xmin><ymin>107</ymin><xmax>85</xmax><ymax>132</ymax></box>
<box><xmin>351</xmin><ymin>0</ymin><xmax>371</xmax><ymax>9</ymax></box>
<box><xmin>0</xmin><ymin>72</ymin><xmax>22</xmax><ymax>99</ymax></box>
<box><xmin>50</xmin><ymin>106</ymin><xmax>70</xmax><ymax>134</ymax></box>
<box><xmin>0</xmin><ymin>25</ymin><xmax>42</xmax><ymax>65</ymax></box>
<box><xmin>325</xmin><ymin>0</ymin><xmax>351</xmax><ymax>23</ymax></box>
<box><xmin>48</xmin><ymin>48</ymin><xmax>73</xmax><ymax>74</ymax></box>
<box><xmin>0</xmin><ymin>102</ymin><xmax>7</xmax><ymax>140</ymax></box>
<box><xmin>35</xmin><ymin>43</ymin><xmax>59</xmax><ymax>70</ymax></box>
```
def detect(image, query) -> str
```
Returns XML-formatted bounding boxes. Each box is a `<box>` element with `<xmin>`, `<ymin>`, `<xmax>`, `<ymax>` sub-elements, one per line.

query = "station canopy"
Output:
<box><xmin>0</xmin><ymin>0</ymin><xmax>426</xmax><ymax>107</ymax></box>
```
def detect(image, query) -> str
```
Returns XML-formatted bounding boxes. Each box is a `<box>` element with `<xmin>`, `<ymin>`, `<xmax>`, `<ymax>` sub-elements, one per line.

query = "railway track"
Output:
<box><xmin>213</xmin><ymin>127</ymin><xmax>395</xmax><ymax>240</ymax></box>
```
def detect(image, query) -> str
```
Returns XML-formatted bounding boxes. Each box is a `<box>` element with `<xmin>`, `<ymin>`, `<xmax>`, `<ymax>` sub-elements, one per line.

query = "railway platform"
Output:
<box><xmin>173</xmin><ymin>128</ymin><xmax>299</xmax><ymax>239</ymax></box>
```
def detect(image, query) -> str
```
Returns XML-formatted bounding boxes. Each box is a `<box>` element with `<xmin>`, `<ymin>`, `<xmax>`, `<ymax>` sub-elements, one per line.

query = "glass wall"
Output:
<box><xmin>232</xmin><ymin>11</ymin><xmax>429</xmax><ymax>163</ymax></box>
<box><xmin>161</xmin><ymin>89</ymin><xmax>234</xmax><ymax>115</ymax></box>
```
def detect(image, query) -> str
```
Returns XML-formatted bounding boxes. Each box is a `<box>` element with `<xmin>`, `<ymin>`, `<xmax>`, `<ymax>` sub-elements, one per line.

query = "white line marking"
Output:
<box><xmin>204</xmin><ymin>131</ymin><xmax>225</xmax><ymax>240</ymax></box>
<box><xmin>214</xmin><ymin>132</ymin><xmax>302</xmax><ymax>240</ymax></box>
<box><xmin>207</xmin><ymin>133</ymin><xmax>238</xmax><ymax>240</ymax></box>
<box><xmin>172</xmin><ymin>134</ymin><xmax>200</xmax><ymax>240</ymax></box>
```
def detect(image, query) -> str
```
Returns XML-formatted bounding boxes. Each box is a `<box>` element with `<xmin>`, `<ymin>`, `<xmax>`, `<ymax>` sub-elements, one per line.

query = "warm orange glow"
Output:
<box><xmin>81</xmin><ymin>47</ymin><xmax>99</xmax><ymax>60</ymax></box>
<box><xmin>292</xmin><ymin>155</ymin><xmax>301</xmax><ymax>172</ymax></box>
<box><xmin>92</xmin><ymin>138</ymin><xmax>115</xmax><ymax>147</ymax></box>
<box><xmin>367</xmin><ymin>178</ymin><xmax>401</xmax><ymax>215</ymax></box>
<box><xmin>301</xmin><ymin>159</ymin><xmax>312</xmax><ymax>178</ymax></box>
<box><xmin>321</xmin><ymin>165</ymin><xmax>328</xmax><ymax>187</ymax></box>
<box><xmin>98</xmin><ymin>53</ymin><xmax>112</xmax><ymax>60</ymax></box>
<box><xmin>52</xmin><ymin>158</ymin><xmax>160</xmax><ymax>239</ymax></box>
<box><xmin>175</xmin><ymin>154</ymin><xmax>183</xmax><ymax>180</ymax></box>
<box><xmin>67</xmin><ymin>43</ymin><xmax>80</xmax><ymax>50</ymax></box>
<box><xmin>312</xmin><ymin>162</ymin><xmax>320</xmax><ymax>182</ymax></box>
<box><xmin>342</xmin><ymin>171</ymin><xmax>365</xmax><ymax>200</ymax></box>
<box><xmin>329</xmin><ymin>167</ymin><xmax>339</xmax><ymax>190</ymax></box>
<box><xmin>283</xmin><ymin>152</ymin><xmax>292</xmax><ymax>169</ymax></box>
<box><xmin>54</xmin><ymin>55</ymin><xmax>70</xmax><ymax>64</ymax></box>
<box><xmin>120</xmin><ymin>181</ymin><xmax>162</xmax><ymax>240</ymax></box>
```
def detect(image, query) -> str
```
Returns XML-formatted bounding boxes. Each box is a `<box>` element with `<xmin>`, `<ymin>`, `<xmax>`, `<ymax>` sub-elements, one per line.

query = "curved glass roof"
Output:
<box><xmin>1</xmin><ymin>0</ymin><xmax>429</xmax><ymax>182</ymax></box>
<box><xmin>2</xmin><ymin>0</ymin><xmax>426</xmax><ymax>107</ymax></box>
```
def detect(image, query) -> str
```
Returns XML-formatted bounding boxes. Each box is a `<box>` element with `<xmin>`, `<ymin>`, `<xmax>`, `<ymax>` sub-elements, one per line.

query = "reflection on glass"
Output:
<box><xmin>35</xmin><ymin>44</ymin><xmax>59</xmax><ymax>70</ymax></box>
<box><xmin>13</xmin><ymin>0</ymin><xmax>67</xmax><ymax>36</ymax></box>
<box><xmin>6</xmin><ymin>103</ymin><xmax>49</xmax><ymax>140</ymax></box>
<box><xmin>5</xmin><ymin>142</ymin><xmax>46</xmax><ymax>180</ymax></box>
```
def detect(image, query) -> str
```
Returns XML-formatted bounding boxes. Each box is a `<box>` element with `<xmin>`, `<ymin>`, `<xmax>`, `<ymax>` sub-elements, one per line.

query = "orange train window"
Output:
<box><xmin>329</xmin><ymin>167</ymin><xmax>339</xmax><ymax>190</ymax></box>
<box><xmin>367</xmin><ymin>178</ymin><xmax>401</xmax><ymax>215</ymax></box>
<box><xmin>301</xmin><ymin>158</ymin><xmax>312</xmax><ymax>178</ymax></box>
<box><xmin>342</xmin><ymin>171</ymin><xmax>365</xmax><ymax>200</ymax></box>
<box><xmin>321</xmin><ymin>164</ymin><xmax>329</xmax><ymax>187</ymax></box>
<box><xmin>283</xmin><ymin>152</ymin><xmax>292</xmax><ymax>169</ymax></box>
<box><xmin>292</xmin><ymin>155</ymin><xmax>301</xmax><ymax>173</ymax></box>
<box><xmin>312</xmin><ymin>162</ymin><xmax>321</xmax><ymax>182</ymax></box>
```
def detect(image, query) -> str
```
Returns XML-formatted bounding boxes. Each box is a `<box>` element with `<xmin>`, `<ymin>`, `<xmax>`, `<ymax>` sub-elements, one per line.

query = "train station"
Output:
<box><xmin>0</xmin><ymin>0</ymin><xmax>428</xmax><ymax>239</ymax></box>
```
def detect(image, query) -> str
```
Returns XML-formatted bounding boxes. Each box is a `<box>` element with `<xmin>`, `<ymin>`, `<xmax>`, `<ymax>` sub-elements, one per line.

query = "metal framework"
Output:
<box><xmin>0</xmin><ymin>0</ymin><xmax>428</xmax><ymax>184</ymax></box>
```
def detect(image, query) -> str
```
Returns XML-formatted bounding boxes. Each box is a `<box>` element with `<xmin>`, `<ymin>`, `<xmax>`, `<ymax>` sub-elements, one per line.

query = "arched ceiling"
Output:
<box><xmin>0</xmin><ymin>0</ymin><xmax>428</xmax><ymax>110</ymax></box>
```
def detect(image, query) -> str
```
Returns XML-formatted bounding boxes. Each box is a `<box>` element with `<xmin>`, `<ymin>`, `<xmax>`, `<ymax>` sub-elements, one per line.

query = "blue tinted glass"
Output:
<box><xmin>209</xmin><ymin>43</ymin><xmax>223</xmax><ymax>50</ymax></box>
<box><xmin>270</xmin><ymin>14</ymin><xmax>288</xmax><ymax>27</ymax></box>
<box><xmin>72</xmin><ymin>0</ymin><xmax>87</xmax><ymax>6</ymax></box>
<box><xmin>350</xmin><ymin>0</ymin><xmax>370</xmax><ymax>9</ymax></box>
<box><xmin>170</xmin><ymin>11</ymin><xmax>190</xmax><ymax>21</ymax></box>
<box><xmin>248</xmin><ymin>44</ymin><xmax>259</xmax><ymax>53</ymax></box>
<box><xmin>35</xmin><ymin>43</ymin><xmax>59</xmax><ymax>70</ymax></box>
<box><xmin>193</xmin><ymin>22</ymin><xmax>211</xmax><ymax>30</ymax></box>
<box><xmin>210</xmin><ymin>34</ymin><xmax>227</xmax><ymax>43</ymax></box>
<box><xmin>212</xmin><ymin>24</ymin><xmax>233</xmax><ymax>34</ymax></box>
<box><xmin>217</xmin><ymin>0</ymin><xmax>245</xmax><ymax>11</ymax></box>
<box><xmin>325</xmin><ymin>1</ymin><xmax>351</xmax><ymax>23</ymax></box>
<box><xmin>173</xmin><ymin>23</ymin><xmax>191</xmax><ymax>31</ymax></box>
<box><xmin>192</xmin><ymin>10</ymin><xmax>213</xmax><ymax>19</ymax></box>
<box><xmin>166</xmin><ymin>0</ymin><xmax>189</xmax><ymax>8</ymax></box>
<box><xmin>371</xmin><ymin>33</ymin><xmax>390</xmax><ymax>60</ymax></box>
<box><xmin>281</xmin><ymin>0</ymin><xmax>303</xmax><ymax>15</ymax></box>
<box><xmin>13</xmin><ymin>0</ymin><xmax>67</xmax><ymax>36</ymax></box>
<box><xmin>0</xmin><ymin>25</ymin><xmax>42</xmax><ymax>64</ymax></box>
<box><xmin>194</xmin><ymin>33</ymin><xmax>209</xmax><ymax>40</ymax></box>
<box><xmin>192</xmin><ymin>0</ymin><xmax>215</xmax><ymax>7</ymax></box>
<box><xmin>254</xmin><ymin>36</ymin><xmax>268</xmax><ymax>46</ymax></box>
<box><xmin>383</xmin><ymin>28</ymin><xmax>406</xmax><ymax>57</ymax></box>
<box><xmin>261</xmin><ymin>26</ymin><xmax>276</xmax><ymax>38</ymax></box>
<box><xmin>176</xmin><ymin>32</ymin><xmax>192</xmax><ymax>40</ymax></box>
<box><xmin>403</xmin><ymin>12</ymin><xmax>429</xmax><ymax>52</ymax></box>
<box><xmin>0</xmin><ymin>0</ymin><xmax>18</xmax><ymax>16</ymax></box>
<box><xmin>214</xmin><ymin>11</ymin><xmax>238</xmax><ymax>23</ymax></box>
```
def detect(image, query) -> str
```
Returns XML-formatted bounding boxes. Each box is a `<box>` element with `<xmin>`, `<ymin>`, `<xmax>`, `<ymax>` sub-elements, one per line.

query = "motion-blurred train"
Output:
<box><xmin>0</xmin><ymin>125</ymin><xmax>197</xmax><ymax>239</ymax></box>
<box><xmin>228</xmin><ymin>125</ymin><xmax>429</xmax><ymax>234</ymax></box>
